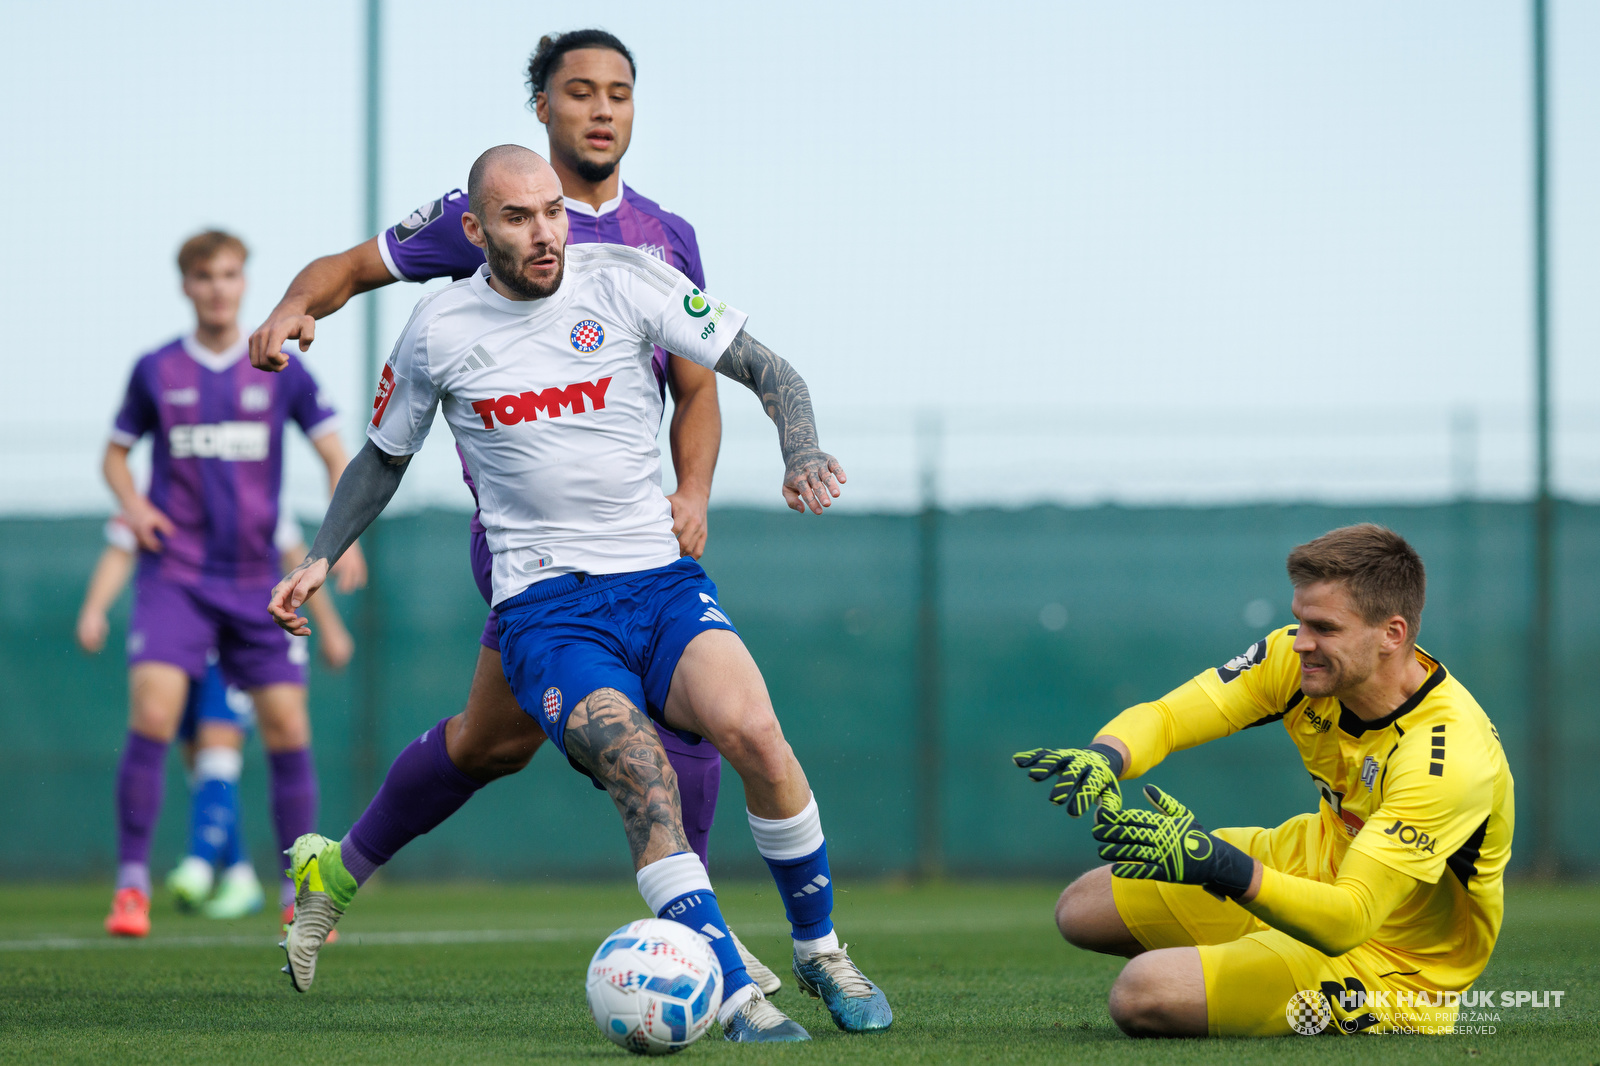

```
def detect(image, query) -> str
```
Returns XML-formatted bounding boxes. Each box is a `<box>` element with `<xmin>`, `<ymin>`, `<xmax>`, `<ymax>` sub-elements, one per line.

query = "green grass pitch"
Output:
<box><xmin>1</xmin><ymin>880</ymin><xmax>1594</xmax><ymax>1064</ymax></box>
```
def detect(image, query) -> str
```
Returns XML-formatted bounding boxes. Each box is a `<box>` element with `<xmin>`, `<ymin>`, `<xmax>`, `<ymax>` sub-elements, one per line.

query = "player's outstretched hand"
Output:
<box><xmin>668</xmin><ymin>489</ymin><xmax>709</xmax><ymax>559</ymax></box>
<box><xmin>331</xmin><ymin>540</ymin><xmax>369</xmax><ymax>593</ymax></box>
<box><xmin>76</xmin><ymin>609</ymin><xmax>109</xmax><ymax>654</ymax></box>
<box><xmin>125</xmin><ymin>498</ymin><xmax>175</xmax><ymax>552</ymax></box>
<box><xmin>248</xmin><ymin>304</ymin><xmax>316</xmax><ymax>372</ymax></box>
<box><xmin>318</xmin><ymin>619</ymin><xmax>355</xmax><ymax>671</ymax></box>
<box><xmin>783</xmin><ymin>449</ymin><xmax>846</xmax><ymax>515</ymax></box>
<box><xmin>269</xmin><ymin>557</ymin><xmax>330</xmax><ymax>636</ymax></box>
<box><xmin>1092</xmin><ymin>784</ymin><xmax>1256</xmax><ymax>899</ymax></box>
<box><xmin>1013</xmin><ymin>747</ymin><xmax>1123</xmax><ymax>817</ymax></box>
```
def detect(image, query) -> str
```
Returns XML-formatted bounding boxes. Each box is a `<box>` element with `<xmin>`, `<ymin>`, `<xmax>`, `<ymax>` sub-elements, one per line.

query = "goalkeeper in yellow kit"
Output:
<box><xmin>1016</xmin><ymin>524</ymin><xmax>1514</xmax><ymax>1037</ymax></box>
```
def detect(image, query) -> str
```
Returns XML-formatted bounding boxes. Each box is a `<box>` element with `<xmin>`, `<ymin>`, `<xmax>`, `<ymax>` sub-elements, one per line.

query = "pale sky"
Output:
<box><xmin>2</xmin><ymin>0</ymin><xmax>1596</xmax><ymax>517</ymax></box>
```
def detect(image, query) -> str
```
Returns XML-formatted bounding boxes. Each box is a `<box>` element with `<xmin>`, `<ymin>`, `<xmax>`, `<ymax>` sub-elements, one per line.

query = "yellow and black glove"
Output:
<box><xmin>1012</xmin><ymin>744</ymin><xmax>1124</xmax><ymax>817</ymax></box>
<box><xmin>1092</xmin><ymin>784</ymin><xmax>1256</xmax><ymax>899</ymax></box>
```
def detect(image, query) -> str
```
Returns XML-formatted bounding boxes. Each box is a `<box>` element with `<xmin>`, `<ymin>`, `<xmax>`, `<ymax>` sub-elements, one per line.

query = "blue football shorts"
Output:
<box><xmin>176</xmin><ymin>660</ymin><xmax>255</xmax><ymax>743</ymax></box>
<box><xmin>496</xmin><ymin>557</ymin><xmax>738</xmax><ymax>781</ymax></box>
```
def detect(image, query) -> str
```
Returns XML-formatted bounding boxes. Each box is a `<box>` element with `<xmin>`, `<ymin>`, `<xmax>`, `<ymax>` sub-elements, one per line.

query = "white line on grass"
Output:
<box><xmin>0</xmin><ymin>914</ymin><xmax>1041</xmax><ymax>953</ymax></box>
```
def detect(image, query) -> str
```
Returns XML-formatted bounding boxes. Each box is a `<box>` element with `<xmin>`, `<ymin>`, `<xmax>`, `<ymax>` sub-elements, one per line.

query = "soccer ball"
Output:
<box><xmin>586</xmin><ymin>918</ymin><xmax>723</xmax><ymax>1055</ymax></box>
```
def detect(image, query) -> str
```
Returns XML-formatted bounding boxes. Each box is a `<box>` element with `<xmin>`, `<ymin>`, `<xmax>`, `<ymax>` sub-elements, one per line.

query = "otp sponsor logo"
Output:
<box><xmin>371</xmin><ymin>363</ymin><xmax>396</xmax><ymax>427</ymax></box>
<box><xmin>168</xmin><ymin>421</ymin><xmax>269</xmax><ymax>461</ymax></box>
<box><xmin>470</xmin><ymin>377</ymin><xmax>612</xmax><ymax>429</ymax></box>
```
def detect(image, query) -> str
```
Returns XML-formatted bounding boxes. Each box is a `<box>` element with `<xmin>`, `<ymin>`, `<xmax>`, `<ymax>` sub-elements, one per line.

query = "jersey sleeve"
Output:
<box><xmin>110</xmin><ymin>359</ymin><xmax>156</xmax><ymax>447</ymax></box>
<box><xmin>632</xmin><ymin>263</ymin><xmax>749</xmax><ymax>370</ymax></box>
<box><xmin>378</xmin><ymin>190</ymin><xmax>484</xmax><ymax>283</ymax></box>
<box><xmin>1346</xmin><ymin>713</ymin><xmax>1496</xmax><ymax>884</ymax></box>
<box><xmin>1191</xmin><ymin>626</ymin><xmax>1304</xmax><ymax>727</ymax></box>
<box><xmin>274</xmin><ymin>509</ymin><xmax>305</xmax><ymax>553</ymax></box>
<box><xmin>104</xmin><ymin>516</ymin><xmax>137</xmax><ymax>552</ymax></box>
<box><xmin>1100</xmin><ymin>626</ymin><xmax>1304</xmax><ymax>778</ymax></box>
<box><xmin>678</xmin><ymin>224</ymin><xmax>706</xmax><ymax>291</ymax></box>
<box><xmin>281</xmin><ymin>358</ymin><xmax>340</xmax><ymax>439</ymax></box>
<box><xmin>366</xmin><ymin>300</ymin><xmax>442</xmax><ymax>456</ymax></box>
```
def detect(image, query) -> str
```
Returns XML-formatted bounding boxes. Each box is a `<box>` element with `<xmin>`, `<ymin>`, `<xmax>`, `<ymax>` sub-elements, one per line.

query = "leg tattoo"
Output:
<box><xmin>564</xmin><ymin>689</ymin><xmax>690</xmax><ymax>867</ymax></box>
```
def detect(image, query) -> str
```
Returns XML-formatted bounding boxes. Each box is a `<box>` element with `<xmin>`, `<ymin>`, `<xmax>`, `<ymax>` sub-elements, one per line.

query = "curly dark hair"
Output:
<box><xmin>526</xmin><ymin>29</ymin><xmax>636</xmax><ymax>107</ymax></box>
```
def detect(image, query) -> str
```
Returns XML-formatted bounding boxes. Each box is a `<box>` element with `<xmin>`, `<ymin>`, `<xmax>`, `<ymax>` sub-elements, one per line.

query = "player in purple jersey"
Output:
<box><xmin>246</xmin><ymin>31</ymin><xmax>779</xmax><ymax>990</ymax></box>
<box><xmin>101</xmin><ymin>231</ymin><xmax>365</xmax><ymax>938</ymax></box>
<box><xmin>79</xmin><ymin>510</ymin><xmax>354</xmax><ymax>921</ymax></box>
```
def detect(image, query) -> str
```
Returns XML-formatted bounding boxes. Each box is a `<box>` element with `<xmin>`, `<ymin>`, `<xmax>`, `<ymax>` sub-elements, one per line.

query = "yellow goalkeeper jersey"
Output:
<box><xmin>1121</xmin><ymin>625</ymin><xmax>1514</xmax><ymax>986</ymax></box>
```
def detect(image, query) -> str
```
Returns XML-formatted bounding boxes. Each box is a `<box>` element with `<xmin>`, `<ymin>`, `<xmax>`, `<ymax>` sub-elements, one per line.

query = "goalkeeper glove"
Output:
<box><xmin>1092</xmin><ymin>784</ymin><xmax>1256</xmax><ymax>899</ymax></box>
<box><xmin>1012</xmin><ymin>743</ymin><xmax>1124</xmax><ymax>817</ymax></box>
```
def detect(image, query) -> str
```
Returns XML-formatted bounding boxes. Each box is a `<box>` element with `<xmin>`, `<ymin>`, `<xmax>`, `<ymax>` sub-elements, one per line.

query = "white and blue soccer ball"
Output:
<box><xmin>586</xmin><ymin>918</ymin><xmax>723</xmax><ymax>1055</ymax></box>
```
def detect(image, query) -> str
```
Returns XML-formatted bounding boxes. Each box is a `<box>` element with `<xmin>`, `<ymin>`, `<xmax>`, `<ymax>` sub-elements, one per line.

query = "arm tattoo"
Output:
<box><xmin>714</xmin><ymin>328</ymin><xmax>821</xmax><ymax>467</ymax></box>
<box><xmin>302</xmin><ymin>439</ymin><xmax>409</xmax><ymax>570</ymax></box>
<box><xmin>715</xmin><ymin>329</ymin><xmax>843</xmax><ymax>514</ymax></box>
<box><xmin>563</xmin><ymin>688</ymin><xmax>690</xmax><ymax>867</ymax></box>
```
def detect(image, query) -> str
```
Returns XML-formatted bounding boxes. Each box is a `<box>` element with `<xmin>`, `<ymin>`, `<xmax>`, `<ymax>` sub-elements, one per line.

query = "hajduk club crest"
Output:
<box><xmin>571</xmin><ymin>320</ymin><xmax>605</xmax><ymax>352</ymax></box>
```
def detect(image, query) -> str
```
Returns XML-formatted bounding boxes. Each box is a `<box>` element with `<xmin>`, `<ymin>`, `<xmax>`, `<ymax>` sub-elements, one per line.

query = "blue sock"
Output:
<box><xmin>221</xmin><ymin>804</ymin><xmax>248</xmax><ymax>869</ymax></box>
<box><xmin>637</xmin><ymin>852</ymin><xmax>754</xmax><ymax>1009</ymax></box>
<box><xmin>660</xmin><ymin>890</ymin><xmax>752</xmax><ymax>997</ymax></box>
<box><xmin>748</xmin><ymin>796</ymin><xmax>835</xmax><ymax>941</ymax></box>
<box><xmin>762</xmin><ymin>843</ymin><xmax>835</xmax><ymax>940</ymax></box>
<box><xmin>188</xmin><ymin>747</ymin><xmax>242</xmax><ymax>867</ymax></box>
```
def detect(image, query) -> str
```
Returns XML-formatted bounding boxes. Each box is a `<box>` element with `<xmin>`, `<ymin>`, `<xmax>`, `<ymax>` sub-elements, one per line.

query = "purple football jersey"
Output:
<box><xmin>381</xmin><ymin>182</ymin><xmax>708</xmax><ymax>530</ymax></box>
<box><xmin>379</xmin><ymin>184</ymin><xmax>706</xmax><ymax>388</ymax></box>
<box><xmin>111</xmin><ymin>336</ymin><xmax>338</xmax><ymax>585</ymax></box>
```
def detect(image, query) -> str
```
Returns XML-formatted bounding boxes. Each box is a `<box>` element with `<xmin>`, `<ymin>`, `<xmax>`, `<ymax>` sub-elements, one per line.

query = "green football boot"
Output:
<box><xmin>203</xmin><ymin>863</ymin><xmax>264</xmax><ymax>919</ymax></box>
<box><xmin>279</xmin><ymin>834</ymin><xmax>357</xmax><ymax>992</ymax></box>
<box><xmin>165</xmin><ymin>856</ymin><xmax>214</xmax><ymax>912</ymax></box>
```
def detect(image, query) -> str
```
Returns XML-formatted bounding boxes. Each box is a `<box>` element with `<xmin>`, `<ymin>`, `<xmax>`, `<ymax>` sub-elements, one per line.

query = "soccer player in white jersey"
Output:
<box><xmin>268</xmin><ymin>146</ymin><xmax>892</xmax><ymax>1042</ymax></box>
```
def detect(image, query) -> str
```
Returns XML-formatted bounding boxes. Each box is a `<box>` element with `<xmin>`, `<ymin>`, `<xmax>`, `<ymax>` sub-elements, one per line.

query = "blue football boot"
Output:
<box><xmin>722</xmin><ymin>989</ymin><xmax>811</xmax><ymax>1042</ymax></box>
<box><xmin>792</xmin><ymin>945</ymin><xmax>893</xmax><ymax>1032</ymax></box>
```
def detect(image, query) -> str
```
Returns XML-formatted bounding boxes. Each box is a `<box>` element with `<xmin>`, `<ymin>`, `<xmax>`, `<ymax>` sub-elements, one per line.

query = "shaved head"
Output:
<box><xmin>461</xmin><ymin>144</ymin><xmax>569</xmax><ymax>301</ymax></box>
<box><xmin>468</xmin><ymin>144</ymin><xmax>553</xmax><ymax>219</ymax></box>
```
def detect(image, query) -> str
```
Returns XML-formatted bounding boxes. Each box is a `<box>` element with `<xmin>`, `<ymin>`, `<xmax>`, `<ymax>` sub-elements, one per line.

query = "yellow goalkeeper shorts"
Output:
<box><xmin>1110</xmin><ymin>814</ymin><xmax>1463</xmax><ymax>1036</ymax></box>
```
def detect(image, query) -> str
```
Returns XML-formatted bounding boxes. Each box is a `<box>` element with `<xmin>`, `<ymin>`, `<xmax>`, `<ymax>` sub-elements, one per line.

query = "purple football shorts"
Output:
<box><xmin>127</xmin><ymin>570</ymin><xmax>307</xmax><ymax>689</ymax></box>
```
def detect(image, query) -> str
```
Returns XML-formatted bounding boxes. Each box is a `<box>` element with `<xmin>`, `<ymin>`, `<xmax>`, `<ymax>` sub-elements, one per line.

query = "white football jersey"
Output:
<box><xmin>368</xmin><ymin>245</ymin><xmax>747</xmax><ymax>605</ymax></box>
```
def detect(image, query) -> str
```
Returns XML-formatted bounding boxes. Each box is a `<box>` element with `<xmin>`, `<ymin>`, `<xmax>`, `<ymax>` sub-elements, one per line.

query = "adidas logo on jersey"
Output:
<box><xmin>469</xmin><ymin>377</ymin><xmax>613</xmax><ymax>429</ymax></box>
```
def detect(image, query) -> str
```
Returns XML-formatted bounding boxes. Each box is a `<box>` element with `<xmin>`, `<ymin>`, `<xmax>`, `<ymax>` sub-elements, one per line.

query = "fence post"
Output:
<box><xmin>354</xmin><ymin>0</ymin><xmax>385</xmax><ymax>811</ymax></box>
<box><xmin>1528</xmin><ymin>0</ymin><xmax>1559</xmax><ymax>877</ymax></box>
<box><xmin>914</xmin><ymin>413</ymin><xmax>944</xmax><ymax>879</ymax></box>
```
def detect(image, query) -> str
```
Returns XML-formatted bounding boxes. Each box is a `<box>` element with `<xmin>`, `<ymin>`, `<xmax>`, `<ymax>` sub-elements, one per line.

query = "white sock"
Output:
<box><xmin>794</xmin><ymin>930</ymin><xmax>840</xmax><ymax>960</ymax></box>
<box><xmin>194</xmin><ymin>746</ymin><xmax>243</xmax><ymax>782</ymax></box>
<box><xmin>221</xmin><ymin>862</ymin><xmax>258</xmax><ymax>885</ymax></box>
<box><xmin>746</xmin><ymin>794</ymin><xmax>824</xmax><ymax>860</ymax></box>
<box><xmin>635</xmin><ymin>851</ymin><xmax>711</xmax><ymax>914</ymax></box>
<box><xmin>716</xmin><ymin>981</ymin><xmax>759</xmax><ymax>1026</ymax></box>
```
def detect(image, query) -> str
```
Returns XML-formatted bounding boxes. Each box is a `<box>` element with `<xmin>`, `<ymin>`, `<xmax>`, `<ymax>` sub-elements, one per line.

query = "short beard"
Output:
<box><xmin>484</xmin><ymin>230</ymin><xmax>564</xmax><ymax>299</ymax></box>
<box><xmin>571</xmin><ymin>156</ymin><xmax>617</xmax><ymax>184</ymax></box>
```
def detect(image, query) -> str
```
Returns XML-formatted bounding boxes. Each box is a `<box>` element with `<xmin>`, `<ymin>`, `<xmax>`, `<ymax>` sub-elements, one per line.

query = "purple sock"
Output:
<box><xmin>268</xmin><ymin>748</ymin><xmax>318</xmax><ymax>902</ymax></box>
<box><xmin>345</xmin><ymin>717</ymin><xmax>485</xmax><ymax>884</ymax></box>
<box><xmin>661</xmin><ymin>735</ymin><xmax>721</xmax><ymax>871</ymax></box>
<box><xmin>115</xmin><ymin>732</ymin><xmax>169</xmax><ymax>893</ymax></box>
